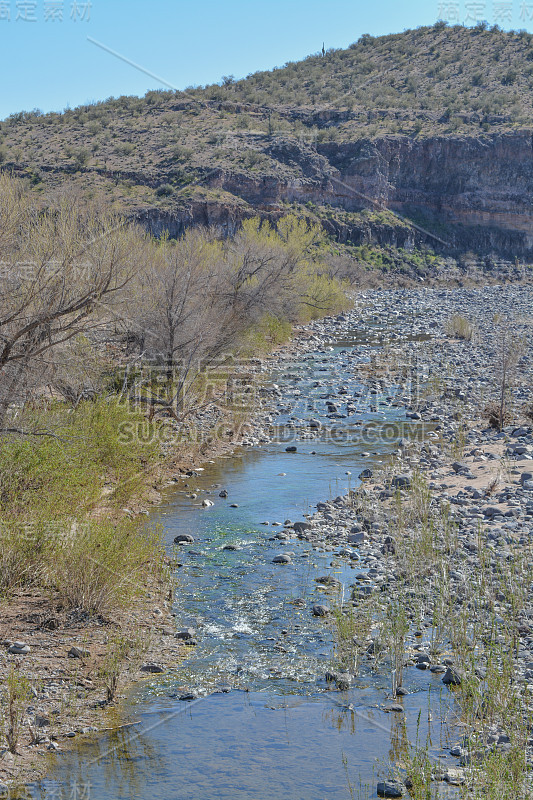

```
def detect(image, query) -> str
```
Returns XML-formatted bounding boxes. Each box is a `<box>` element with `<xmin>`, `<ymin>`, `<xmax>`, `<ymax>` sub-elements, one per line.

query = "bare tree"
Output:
<box><xmin>136</xmin><ymin>230</ymin><xmax>243</xmax><ymax>419</ymax></box>
<box><xmin>0</xmin><ymin>175</ymin><xmax>144</xmax><ymax>429</ymax></box>
<box><xmin>128</xmin><ymin>215</ymin><xmax>336</xmax><ymax>421</ymax></box>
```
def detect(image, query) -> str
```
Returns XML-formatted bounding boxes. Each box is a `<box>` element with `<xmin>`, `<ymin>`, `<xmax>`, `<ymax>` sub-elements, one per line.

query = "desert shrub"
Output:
<box><xmin>72</xmin><ymin>147</ymin><xmax>90</xmax><ymax>167</ymax></box>
<box><xmin>0</xmin><ymin>398</ymin><xmax>163</xmax><ymax>609</ymax></box>
<box><xmin>241</xmin><ymin>313</ymin><xmax>293</xmax><ymax>354</ymax></box>
<box><xmin>296</xmin><ymin>271</ymin><xmax>349</xmax><ymax>322</ymax></box>
<box><xmin>171</xmin><ymin>145</ymin><xmax>192</xmax><ymax>162</ymax></box>
<box><xmin>0</xmin><ymin>516</ymin><xmax>163</xmax><ymax>613</ymax></box>
<box><xmin>155</xmin><ymin>183</ymin><xmax>174</xmax><ymax>197</ymax></box>
<box><xmin>1</xmin><ymin>666</ymin><xmax>31</xmax><ymax>754</ymax></box>
<box><xmin>241</xmin><ymin>149</ymin><xmax>267</xmax><ymax>168</ymax></box>
<box><xmin>115</xmin><ymin>142</ymin><xmax>135</xmax><ymax>156</ymax></box>
<box><xmin>51</xmin><ymin>518</ymin><xmax>164</xmax><ymax>614</ymax></box>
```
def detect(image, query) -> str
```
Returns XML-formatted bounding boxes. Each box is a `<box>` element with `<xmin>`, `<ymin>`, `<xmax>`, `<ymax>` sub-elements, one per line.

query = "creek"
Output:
<box><xmin>32</xmin><ymin>311</ymin><xmax>456</xmax><ymax>800</ymax></box>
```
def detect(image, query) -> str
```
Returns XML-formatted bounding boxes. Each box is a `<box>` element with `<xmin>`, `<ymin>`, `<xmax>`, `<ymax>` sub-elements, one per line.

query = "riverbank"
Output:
<box><xmin>268</xmin><ymin>285</ymin><xmax>533</xmax><ymax>796</ymax></box>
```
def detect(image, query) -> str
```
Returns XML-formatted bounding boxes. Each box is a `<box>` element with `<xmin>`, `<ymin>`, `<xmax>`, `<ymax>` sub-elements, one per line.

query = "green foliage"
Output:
<box><xmin>53</xmin><ymin>520</ymin><xmax>164</xmax><ymax>614</ymax></box>
<box><xmin>0</xmin><ymin>398</ymin><xmax>159</xmax><ymax>522</ymax></box>
<box><xmin>115</xmin><ymin>141</ymin><xmax>135</xmax><ymax>156</ymax></box>
<box><xmin>241</xmin><ymin>313</ymin><xmax>293</xmax><ymax>353</ymax></box>
<box><xmin>296</xmin><ymin>270</ymin><xmax>349</xmax><ymax>322</ymax></box>
<box><xmin>99</xmin><ymin>634</ymin><xmax>141</xmax><ymax>703</ymax></box>
<box><xmin>241</xmin><ymin>149</ymin><xmax>267</xmax><ymax>168</ymax></box>
<box><xmin>171</xmin><ymin>144</ymin><xmax>193</xmax><ymax>162</ymax></box>
<box><xmin>72</xmin><ymin>147</ymin><xmax>90</xmax><ymax>167</ymax></box>
<box><xmin>0</xmin><ymin>398</ymin><xmax>164</xmax><ymax>612</ymax></box>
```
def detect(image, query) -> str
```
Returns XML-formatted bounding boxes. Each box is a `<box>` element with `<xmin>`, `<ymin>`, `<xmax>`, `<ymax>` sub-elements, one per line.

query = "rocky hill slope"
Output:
<box><xmin>2</xmin><ymin>23</ymin><xmax>533</xmax><ymax>260</ymax></box>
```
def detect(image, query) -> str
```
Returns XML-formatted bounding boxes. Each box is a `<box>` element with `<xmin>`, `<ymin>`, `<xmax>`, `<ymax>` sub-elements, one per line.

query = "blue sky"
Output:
<box><xmin>1</xmin><ymin>0</ymin><xmax>532</xmax><ymax>119</ymax></box>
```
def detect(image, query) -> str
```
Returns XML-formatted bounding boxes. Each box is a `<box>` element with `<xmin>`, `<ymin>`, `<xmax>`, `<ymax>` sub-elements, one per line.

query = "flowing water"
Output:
<box><xmin>30</xmin><ymin>317</ymin><xmax>456</xmax><ymax>800</ymax></box>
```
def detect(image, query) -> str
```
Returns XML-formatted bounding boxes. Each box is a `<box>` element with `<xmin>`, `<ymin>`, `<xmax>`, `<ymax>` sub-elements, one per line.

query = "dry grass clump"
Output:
<box><xmin>446</xmin><ymin>314</ymin><xmax>474</xmax><ymax>341</ymax></box>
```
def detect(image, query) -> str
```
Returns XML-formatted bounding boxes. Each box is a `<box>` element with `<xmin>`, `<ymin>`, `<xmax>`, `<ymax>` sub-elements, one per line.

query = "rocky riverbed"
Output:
<box><xmin>245</xmin><ymin>284</ymin><xmax>533</xmax><ymax>796</ymax></box>
<box><xmin>10</xmin><ymin>283</ymin><xmax>533</xmax><ymax>800</ymax></box>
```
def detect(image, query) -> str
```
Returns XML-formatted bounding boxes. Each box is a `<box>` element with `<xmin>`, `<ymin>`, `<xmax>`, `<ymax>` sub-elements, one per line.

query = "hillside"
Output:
<box><xmin>2</xmin><ymin>23</ymin><xmax>533</xmax><ymax>262</ymax></box>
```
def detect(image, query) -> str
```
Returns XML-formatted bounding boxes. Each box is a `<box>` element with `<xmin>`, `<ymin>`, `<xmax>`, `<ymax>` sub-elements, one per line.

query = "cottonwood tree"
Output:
<box><xmin>0</xmin><ymin>175</ymin><xmax>144</xmax><ymax>430</ymax></box>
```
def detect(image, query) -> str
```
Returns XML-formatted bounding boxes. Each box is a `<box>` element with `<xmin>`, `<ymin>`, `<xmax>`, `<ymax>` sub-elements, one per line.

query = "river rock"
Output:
<box><xmin>293</xmin><ymin>521</ymin><xmax>312</xmax><ymax>533</ymax></box>
<box><xmin>451</xmin><ymin>462</ymin><xmax>469</xmax><ymax>474</ymax></box>
<box><xmin>174</xmin><ymin>533</ymin><xmax>194</xmax><ymax>544</ymax></box>
<box><xmin>273</xmin><ymin>554</ymin><xmax>292</xmax><ymax>564</ymax></box>
<box><xmin>8</xmin><ymin>642</ymin><xmax>30</xmax><ymax>655</ymax></box>
<box><xmin>315</xmin><ymin>575</ymin><xmax>342</xmax><ymax>588</ymax></box>
<box><xmin>445</xmin><ymin>768</ymin><xmax>465</xmax><ymax>785</ymax></box>
<box><xmin>312</xmin><ymin>604</ymin><xmax>330</xmax><ymax>616</ymax></box>
<box><xmin>175</xmin><ymin>628</ymin><xmax>196</xmax><ymax>640</ymax></box>
<box><xmin>443</xmin><ymin>666</ymin><xmax>463</xmax><ymax>686</ymax></box>
<box><xmin>140</xmin><ymin>663</ymin><xmax>165</xmax><ymax>674</ymax></box>
<box><xmin>68</xmin><ymin>646</ymin><xmax>91</xmax><ymax>659</ymax></box>
<box><xmin>391</xmin><ymin>475</ymin><xmax>411</xmax><ymax>490</ymax></box>
<box><xmin>335</xmin><ymin>673</ymin><xmax>352</xmax><ymax>690</ymax></box>
<box><xmin>377</xmin><ymin>780</ymin><xmax>405</xmax><ymax>797</ymax></box>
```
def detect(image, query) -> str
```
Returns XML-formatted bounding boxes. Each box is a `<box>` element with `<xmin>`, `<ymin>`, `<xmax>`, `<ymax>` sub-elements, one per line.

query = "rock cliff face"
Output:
<box><xmin>139</xmin><ymin>131</ymin><xmax>533</xmax><ymax>259</ymax></box>
<box><xmin>319</xmin><ymin>132</ymin><xmax>533</xmax><ymax>255</ymax></box>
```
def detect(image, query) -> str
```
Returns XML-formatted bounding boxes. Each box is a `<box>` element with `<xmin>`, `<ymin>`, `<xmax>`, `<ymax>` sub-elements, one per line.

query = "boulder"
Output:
<box><xmin>293</xmin><ymin>521</ymin><xmax>312</xmax><ymax>533</ymax></box>
<box><xmin>391</xmin><ymin>475</ymin><xmax>411</xmax><ymax>490</ymax></box>
<box><xmin>443</xmin><ymin>666</ymin><xmax>463</xmax><ymax>686</ymax></box>
<box><xmin>140</xmin><ymin>663</ymin><xmax>165</xmax><ymax>674</ymax></box>
<box><xmin>68</xmin><ymin>646</ymin><xmax>91</xmax><ymax>659</ymax></box>
<box><xmin>377</xmin><ymin>780</ymin><xmax>405</xmax><ymax>798</ymax></box>
<box><xmin>174</xmin><ymin>533</ymin><xmax>194</xmax><ymax>544</ymax></box>
<box><xmin>175</xmin><ymin>628</ymin><xmax>196</xmax><ymax>641</ymax></box>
